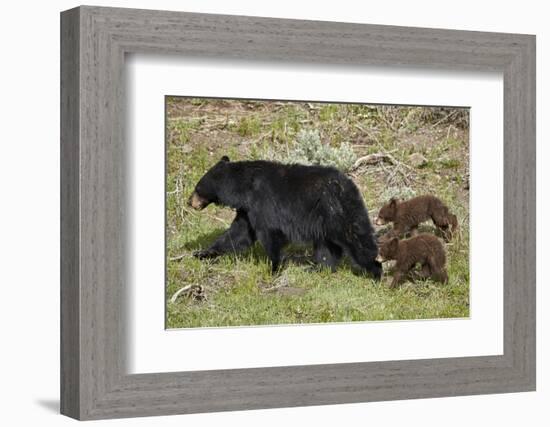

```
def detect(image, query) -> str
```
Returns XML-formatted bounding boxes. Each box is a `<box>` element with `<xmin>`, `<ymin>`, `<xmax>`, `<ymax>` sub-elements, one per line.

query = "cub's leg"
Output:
<box><xmin>431</xmin><ymin>268</ymin><xmax>448</xmax><ymax>284</ymax></box>
<box><xmin>392</xmin><ymin>221</ymin><xmax>412</xmax><ymax>238</ymax></box>
<box><xmin>409</xmin><ymin>262</ymin><xmax>431</xmax><ymax>281</ymax></box>
<box><xmin>427</xmin><ymin>256</ymin><xmax>448</xmax><ymax>283</ymax></box>
<box><xmin>390</xmin><ymin>260</ymin><xmax>415</xmax><ymax>288</ymax></box>
<box><xmin>431</xmin><ymin>207</ymin><xmax>456</xmax><ymax>241</ymax></box>
<box><xmin>390</xmin><ymin>270</ymin><xmax>404</xmax><ymax>289</ymax></box>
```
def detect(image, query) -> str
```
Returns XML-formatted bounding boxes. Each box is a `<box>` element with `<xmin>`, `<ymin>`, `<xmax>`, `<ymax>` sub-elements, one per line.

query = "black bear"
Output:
<box><xmin>375</xmin><ymin>195</ymin><xmax>458</xmax><ymax>241</ymax></box>
<box><xmin>377</xmin><ymin>233</ymin><xmax>448</xmax><ymax>288</ymax></box>
<box><xmin>188</xmin><ymin>156</ymin><xmax>382</xmax><ymax>279</ymax></box>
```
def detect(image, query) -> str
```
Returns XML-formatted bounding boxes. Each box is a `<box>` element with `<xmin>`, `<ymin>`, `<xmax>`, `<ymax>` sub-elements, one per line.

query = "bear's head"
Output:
<box><xmin>188</xmin><ymin>156</ymin><xmax>230</xmax><ymax>210</ymax></box>
<box><xmin>370</xmin><ymin>259</ymin><xmax>383</xmax><ymax>280</ymax></box>
<box><xmin>377</xmin><ymin>236</ymin><xmax>399</xmax><ymax>262</ymax></box>
<box><xmin>374</xmin><ymin>198</ymin><xmax>398</xmax><ymax>225</ymax></box>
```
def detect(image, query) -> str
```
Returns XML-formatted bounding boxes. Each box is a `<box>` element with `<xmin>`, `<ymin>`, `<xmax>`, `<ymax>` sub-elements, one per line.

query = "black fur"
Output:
<box><xmin>189</xmin><ymin>157</ymin><xmax>381</xmax><ymax>279</ymax></box>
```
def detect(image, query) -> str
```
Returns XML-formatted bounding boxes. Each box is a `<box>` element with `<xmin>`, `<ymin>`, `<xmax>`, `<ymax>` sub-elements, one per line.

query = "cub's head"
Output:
<box><xmin>188</xmin><ymin>156</ymin><xmax>230</xmax><ymax>210</ymax></box>
<box><xmin>377</xmin><ymin>237</ymin><xmax>399</xmax><ymax>262</ymax></box>
<box><xmin>375</xmin><ymin>198</ymin><xmax>398</xmax><ymax>225</ymax></box>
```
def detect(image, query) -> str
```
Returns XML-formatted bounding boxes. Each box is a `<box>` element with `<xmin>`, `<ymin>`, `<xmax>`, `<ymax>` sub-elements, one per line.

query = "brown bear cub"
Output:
<box><xmin>375</xmin><ymin>195</ymin><xmax>458</xmax><ymax>240</ymax></box>
<box><xmin>377</xmin><ymin>234</ymin><xmax>448</xmax><ymax>288</ymax></box>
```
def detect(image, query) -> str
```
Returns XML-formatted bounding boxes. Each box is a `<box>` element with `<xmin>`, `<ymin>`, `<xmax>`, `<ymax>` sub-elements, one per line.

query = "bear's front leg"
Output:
<box><xmin>389</xmin><ymin>271</ymin><xmax>403</xmax><ymax>289</ymax></box>
<box><xmin>193</xmin><ymin>248</ymin><xmax>220</xmax><ymax>260</ymax></box>
<box><xmin>389</xmin><ymin>222</ymin><xmax>405</xmax><ymax>238</ymax></box>
<box><xmin>258</xmin><ymin>229</ymin><xmax>287</xmax><ymax>274</ymax></box>
<box><xmin>193</xmin><ymin>209</ymin><xmax>256</xmax><ymax>260</ymax></box>
<box><xmin>313</xmin><ymin>240</ymin><xmax>343</xmax><ymax>272</ymax></box>
<box><xmin>420</xmin><ymin>262</ymin><xmax>431</xmax><ymax>278</ymax></box>
<box><xmin>439</xmin><ymin>225</ymin><xmax>453</xmax><ymax>242</ymax></box>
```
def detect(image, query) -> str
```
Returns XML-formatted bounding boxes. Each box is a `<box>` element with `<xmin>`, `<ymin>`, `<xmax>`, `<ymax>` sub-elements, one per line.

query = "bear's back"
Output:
<box><xmin>401</xmin><ymin>234</ymin><xmax>445</xmax><ymax>262</ymax></box>
<box><xmin>229</xmin><ymin>160</ymin><xmax>364</xmax><ymax>240</ymax></box>
<box><xmin>234</xmin><ymin>160</ymin><xmax>347</xmax><ymax>190</ymax></box>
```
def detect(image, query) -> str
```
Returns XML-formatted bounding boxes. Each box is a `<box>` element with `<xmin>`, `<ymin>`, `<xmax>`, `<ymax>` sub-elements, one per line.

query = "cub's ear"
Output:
<box><xmin>389</xmin><ymin>237</ymin><xmax>399</xmax><ymax>251</ymax></box>
<box><xmin>220</xmin><ymin>155</ymin><xmax>230</xmax><ymax>162</ymax></box>
<box><xmin>389</xmin><ymin>198</ymin><xmax>397</xmax><ymax>207</ymax></box>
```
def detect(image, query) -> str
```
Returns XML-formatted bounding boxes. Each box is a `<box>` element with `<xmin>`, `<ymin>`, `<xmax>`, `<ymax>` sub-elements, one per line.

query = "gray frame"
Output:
<box><xmin>61</xmin><ymin>5</ymin><xmax>536</xmax><ymax>421</ymax></box>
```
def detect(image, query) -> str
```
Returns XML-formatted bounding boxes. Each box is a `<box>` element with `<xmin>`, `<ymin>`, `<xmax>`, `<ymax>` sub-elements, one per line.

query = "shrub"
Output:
<box><xmin>381</xmin><ymin>186</ymin><xmax>417</xmax><ymax>202</ymax></box>
<box><xmin>268</xmin><ymin>129</ymin><xmax>356</xmax><ymax>172</ymax></box>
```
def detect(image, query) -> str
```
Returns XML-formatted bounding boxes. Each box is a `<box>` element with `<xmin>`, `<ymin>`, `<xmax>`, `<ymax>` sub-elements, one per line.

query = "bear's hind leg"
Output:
<box><xmin>427</xmin><ymin>256</ymin><xmax>448</xmax><ymax>283</ymax></box>
<box><xmin>431</xmin><ymin>268</ymin><xmax>448</xmax><ymax>284</ymax></box>
<box><xmin>441</xmin><ymin>214</ymin><xmax>458</xmax><ymax>241</ymax></box>
<box><xmin>431</xmin><ymin>209</ymin><xmax>455</xmax><ymax>241</ymax></box>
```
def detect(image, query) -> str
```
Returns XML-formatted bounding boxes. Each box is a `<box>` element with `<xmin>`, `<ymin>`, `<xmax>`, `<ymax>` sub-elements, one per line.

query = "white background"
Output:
<box><xmin>0</xmin><ymin>1</ymin><xmax>546</xmax><ymax>426</ymax></box>
<box><xmin>128</xmin><ymin>57</ymin><xmax>503</xmax><ymax>373</ymax></box>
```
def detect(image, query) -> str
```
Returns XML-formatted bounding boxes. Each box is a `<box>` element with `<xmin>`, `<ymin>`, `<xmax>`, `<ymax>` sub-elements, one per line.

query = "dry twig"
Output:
<box><xmin>169</xmin><ymin>254</ymin><xmax>186</xmax><ymax>262</ymax></box>
<box><xmin>170</xmin><ymin>284</ymin><xmax>207</xmax><ymax>303</ymax></box>
<box><xmin>170</xmin><ymin>285</ymin><xmax>193</xmax><ymax>303</ymax></box>
<box><xmin>261</xmin><ymin>274</ymin><xmax>291</xmax><ymax>293</ymax></box>
<box><xmin>350</xmin><ymin>153</ymin><xmax>395</xmax><ymax>171</ymax></box>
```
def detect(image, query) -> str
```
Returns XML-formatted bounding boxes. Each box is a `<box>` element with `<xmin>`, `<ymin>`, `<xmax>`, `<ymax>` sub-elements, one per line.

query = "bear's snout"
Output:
<box><xmin>374</xmin><ymin>216</ymin><xmax>386</xmax><ymax>226</ymax></box>
<box><xmin>188</xmin><ymin>191</ymin><xmax>208</xmax><ymax>210</ymax></box>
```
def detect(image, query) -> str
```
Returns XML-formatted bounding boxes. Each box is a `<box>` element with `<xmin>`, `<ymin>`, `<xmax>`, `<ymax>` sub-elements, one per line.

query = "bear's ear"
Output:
<box><xmin>220</xmin><ymin>155</ymin><xmax>230</xmax><ymax>163</ymax></box>
<box><xmin>389</xmin><ymin>198</ymin><xmax>397</xmax><ymax>207</ymax></box>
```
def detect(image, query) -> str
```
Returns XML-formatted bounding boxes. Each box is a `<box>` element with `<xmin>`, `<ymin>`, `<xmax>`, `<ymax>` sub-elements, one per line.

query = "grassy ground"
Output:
<box><xmin>166</xmin><ymin>98</ymin><xmax>470</xmax><ymax>329</ymax></box>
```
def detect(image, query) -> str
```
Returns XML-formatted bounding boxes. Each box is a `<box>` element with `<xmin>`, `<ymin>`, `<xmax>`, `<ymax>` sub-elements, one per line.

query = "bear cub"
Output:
<box><xmin>377</xmin><ymin>233</ymin><xmax>448</xmax><ymax>288</ymax></box>
<box><xmin>375</xmin><ymin>195</ymin><xmax>458</xmax><ymax>240</ymax></box>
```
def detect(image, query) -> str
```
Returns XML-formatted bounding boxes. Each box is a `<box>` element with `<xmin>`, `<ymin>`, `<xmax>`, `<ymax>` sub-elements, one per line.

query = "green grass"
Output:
<box><xmin>167</xmin><ymin>256</ymin><xmax>469</xmax><ymax>328</ymax></box>
<box><xmin>233</xmin><ymin>115</ymin><xmax>262</xmax><ymax>137</ymax></box>
<box><xmin>165</xmin><ymin>98</ymin><xmax>470</xmax><ymax>328</ymax></box>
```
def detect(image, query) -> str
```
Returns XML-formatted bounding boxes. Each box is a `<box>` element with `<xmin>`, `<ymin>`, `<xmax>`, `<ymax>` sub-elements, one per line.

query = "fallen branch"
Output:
<box><xmin>350</xmin><ymin>153</ymin><xmax>396</xmax><ymax>171</ymax></box>
<box><xmin>353</xmin><ymin>123</ymin><xmax>369</xmax><ymax>134</ymax></box>
<box><xmin>170</xmin><ymin>284</ymin><xmax>207</xmax><ymax>303</ymax></box>
<box><xmin>169</xmin><ymin>254</ymin><xmax>186</xmax><ymax>262</ymax></box>
<box><xmin>261</xmin><ymin>274</ymin><xmax>291</xmax><ymax>293</ymax></box>
<box><xmin>350</xmin><ymin>150</ymin><xmax>418</xmax><ymax>188</ymax></box>
<box><xmin>431</xmin><ymin>110</ymin><xmax>458</xmax><ymax>128</ymax></box>
<box><xmin>167</xmin><ymin>175</ymin><xmax>182</xmax><ymax>196</ymax></box>
<box><xmin>170</xmin><ymin>285</ymin><xmax>193</xmax><ymax>303</ymax></box>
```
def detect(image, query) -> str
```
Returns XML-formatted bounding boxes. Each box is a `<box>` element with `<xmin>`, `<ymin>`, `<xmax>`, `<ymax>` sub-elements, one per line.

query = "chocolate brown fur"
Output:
<box><xmin>375</xmin><ymin>195</ymin><xmax>458</xmax><ymax>240</ymax></box>
<box><xmin>378</xmin><ymin>233</ymin><xmax>448</xmax><ymax>288</ymax></box>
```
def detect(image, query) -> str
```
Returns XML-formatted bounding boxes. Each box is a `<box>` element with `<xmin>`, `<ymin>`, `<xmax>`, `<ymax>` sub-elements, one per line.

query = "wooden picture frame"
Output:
<box><xmin>60</xmin><ymin>5</ymin><xmax>536</xmax><ymax>420</ymax></box>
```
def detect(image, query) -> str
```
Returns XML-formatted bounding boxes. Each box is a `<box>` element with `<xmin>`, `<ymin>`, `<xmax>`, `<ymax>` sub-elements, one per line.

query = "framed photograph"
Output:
<box><xmin>164</xmin><ymin>98</ymin><xmax>470</xmax><ymax>330</ymax></box>
<box><xmin>61</xmin><ymin>6</ymin><xmax>536</xmax><ymax>420</ymax></box>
